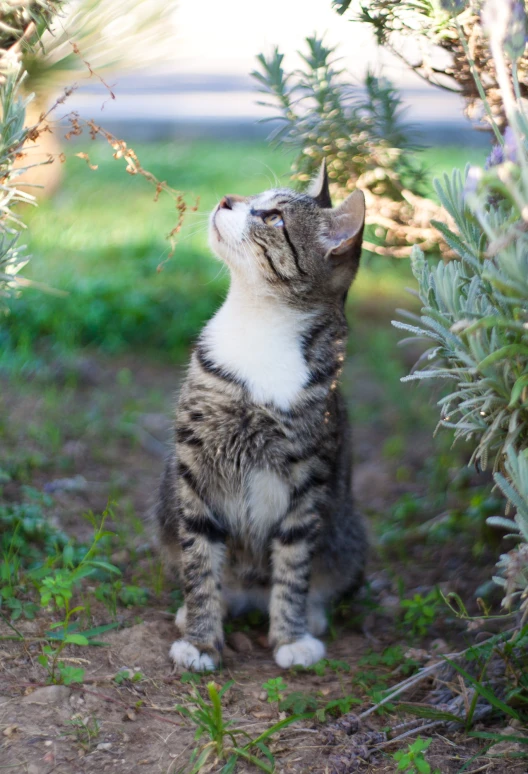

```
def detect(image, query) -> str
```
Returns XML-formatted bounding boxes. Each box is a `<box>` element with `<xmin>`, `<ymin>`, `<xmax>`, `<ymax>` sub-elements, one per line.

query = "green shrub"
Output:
<box><xmin>253</xmin><ymin>36</ymin><xmax>448</xmax><ymax>259</ymax></box>
<box><xmin>395</xmin><ymin>0</ymin><xmax>528</xmax><ymax>618</ymax></box>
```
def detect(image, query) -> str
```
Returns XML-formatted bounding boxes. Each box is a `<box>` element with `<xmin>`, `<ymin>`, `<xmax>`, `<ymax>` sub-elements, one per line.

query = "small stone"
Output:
<box><xmin>430</xmin><ymin>638</ymin><xmax>450</xmax><ymax>654</ymax></box>
<box><xmin>367</xmin><ymin>571</ymin><xmax>391</xmax><ymax>594</ymax></box>
<box><xmin>256</xmin><ymin>634</ymin><xmax>269</xmax><ymax>649</ymax></box>
<box><xmin>97</xmin><ymin>743</ymin><xmax>112</xmax><ymax>751</ymax></box>
<box><xmin>43</xmin><ymin>475</ymin><xmax>87</xmax><ymax>494</ymax></box>
<box><xmin>227</xmin><ymin>632</ymin><xmax>253</xmax><ymax>653</ymax></box>
<box><xmin>404</xmin><ymin>648</ymin><xmax>429</xmax><ymax>664</ymax></box>
<box><xmin>61</xmin><ymin>440</ymin><xmax>88</xmax><ymax>461</ymax></box>
<box><xmin>24</xmin><ymin>685</ymin><xmax>70</xmax><ymax>704</ymax></box>
<box><xmin>334</xmin><ymin>713</ymin><xmax>360</xmax><ymax>735</ymax></box>
<box><xmin>3</xmin><ymin>724</ymin><xmax>18</xmax><ymax>737</ymax></box>
<box><xmin>123</xmin><ymin>709</ymin><xmax>137</xmax><ymax>722</ymax></box>
<box><xmin>258</xmin><ymin>691</ymin><xmax>267</xmax><ymax>702</ymax></box>
<box><xmin>110</xmin><ymin>550</ymin><xmax>130</xmax><ymax>565</ymax></box>
<box><xmin>380</xmin><ymin>594</ymin><xmax>401</xmax><ymax>616</ymax></box>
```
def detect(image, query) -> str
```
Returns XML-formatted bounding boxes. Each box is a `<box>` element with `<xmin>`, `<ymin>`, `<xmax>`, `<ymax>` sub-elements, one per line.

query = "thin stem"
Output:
<box><xmin>360</xmin><ymin>630</ymin><xmax>517</xmax><ymax>720</ymax></box>
<box><xmin>472</xmin><ymin>205</ymin><xmax>498</xmax><ymax>243</ymax></box>
<box><xmin>0</xmin><ymin>611</ymin><xmax>24</xmax><ymax>638</ymax></box>
<box><xmin>453</xmin><ymin>14</ymin><xmax>503</xmax><ymax>146</ymax></box>
<box><xmin>491</xmin><ymin>40</ymin><xmax>528</xmax><ymax>200</ymax></box>
<box><xmin>375</xmin><ymin>720</ymin><xmax>446</xmax><ymax>749</ymax></box>
<box><xmin>490</xmin><ymin>39</ymin><xmax>517</xmax><ymax>122</ymax></box>
<box><xmin>383</xmin><ymin>44</ymin><xmax>459</xmax><ymax>93</ymax></box>
<box><xmin>512</xmin><ymin>61</ymin><xmax>524</xmax><ymax>108</ymax></box>
<box><xmin>0</xmin><ymin>635</ymin><xmax>51</xmax><ymax>643</ymax></box>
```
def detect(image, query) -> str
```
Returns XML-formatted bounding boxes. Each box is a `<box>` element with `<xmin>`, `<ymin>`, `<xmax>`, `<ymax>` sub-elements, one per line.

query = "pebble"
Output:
<box><xmin>430</xmin><ymin>638</ymin><xmax>450</xmax><ymax>654</ymax></box>
<box><xmin>227</xmin><ymin>631</ymin><xmax>253</xmax><ymax>653</ymax></box>
<box><xmin>380</xmin><ymin>594</ymin><xmax>401</xmax><ymax>616</ymax></box>
<box><xmin>97</xmin><ymin>742</ymin><xmax>113</xmax><ymax>751</ymax></box>
<box><xmin>110</xmin><ymin>550</ymin><xmax>130</xmax><ymax>565</ymax></box>
<box><xmin>43</xmin><ymin>475</ymin><xmax>87</xmax><ymax>494</ymax></box>
<box><xmin>61</xmin><ymin>440</ymin><xmax>88</xmax><ymax>461</ymax></box>
<box><xmin>367</xmin><ymin>571</ymin><xmax>391</xmax><ymax>594</ymax></box>
<box><xmin>404</xmin><ymin>648</ymin><xmax>430</xmax><ymax>664</ymax></box>
<box><xmin>251</xmin><ymin>709</ymin><xmax>274</xmax><ymax>719</ymax></box>
<box><xmin>24</xmin><ymin>685</ymin><xmax>70</xmax><ymax>704</ymax></box>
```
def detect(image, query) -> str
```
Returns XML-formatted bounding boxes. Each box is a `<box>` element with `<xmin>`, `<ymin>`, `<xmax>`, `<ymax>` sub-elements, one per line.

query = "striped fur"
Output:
<box><xmin>156</xmin><ymin>162</ymin><xmax>368</xmax><ymax>670</ymax></box>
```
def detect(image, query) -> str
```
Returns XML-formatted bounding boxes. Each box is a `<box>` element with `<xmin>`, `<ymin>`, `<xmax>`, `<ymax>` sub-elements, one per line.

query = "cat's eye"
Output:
<box><xmin>263</xmin><ymin>212</ymin><xmax>284</xmax><ymax>227</ymax></box>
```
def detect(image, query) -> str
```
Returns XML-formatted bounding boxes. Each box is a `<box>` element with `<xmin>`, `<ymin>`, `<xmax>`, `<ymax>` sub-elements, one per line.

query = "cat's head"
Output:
<box><xmin>208</xmin><ymin>161</ymin><xmax>365</xmax><ymax>305</ymax></box>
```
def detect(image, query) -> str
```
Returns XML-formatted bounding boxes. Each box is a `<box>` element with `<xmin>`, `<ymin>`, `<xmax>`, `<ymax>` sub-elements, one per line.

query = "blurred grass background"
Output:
<box><xmin>2</xmin><ymin>141</ymin><xmax>486</xmax><ymax>364</ymax></box>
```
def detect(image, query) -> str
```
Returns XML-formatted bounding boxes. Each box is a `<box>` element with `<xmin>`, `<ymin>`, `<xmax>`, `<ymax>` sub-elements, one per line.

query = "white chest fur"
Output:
<box><xmin>202</xmin><ymin>283</ymin><xmax>311</xmax><ymax>410</ymax></box>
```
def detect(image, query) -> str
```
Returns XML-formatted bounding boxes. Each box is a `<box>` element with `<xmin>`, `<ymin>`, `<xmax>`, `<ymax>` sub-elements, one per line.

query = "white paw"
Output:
<box><xmin>169</xmin><ymin>640</ymin><xmax>216</xmax><ymax>672</ymax></box>
<box><xmin>175</xmin><ymin>604</ymin><xmax>187</xmax><ymax>631</ymax></box>
<box><xmin>274</xmin><ymin>634</ymin><xmax>326</xmax><ymax>669</ymax></box>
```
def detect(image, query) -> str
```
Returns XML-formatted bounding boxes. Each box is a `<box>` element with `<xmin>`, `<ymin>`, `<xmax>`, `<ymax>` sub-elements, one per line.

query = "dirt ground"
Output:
<box><xmin>1</xmin><ymin>349</ymin><xmax>525</xmax><ymax>774</ymax></box>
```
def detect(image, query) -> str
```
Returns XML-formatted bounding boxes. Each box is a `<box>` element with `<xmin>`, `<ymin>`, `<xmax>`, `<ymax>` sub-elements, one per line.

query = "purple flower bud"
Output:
<box><xmin>463</xmin><ymin>166</ymin><xmax>483</xmax><ymax>200</ymax></box>
<box><xmin>504</xmin><ymin>1</ymin><xmax>528</xmax><ymax>60</ymax></box>
<box><xmin>485</xmin><ymin>144</ymin><xmax>505</xmax><ymax>169</ymax></box>
<box><xmin>504</xmin><ymin>126</ymin><xmax>518</xmax><ymax>163</ymax></box>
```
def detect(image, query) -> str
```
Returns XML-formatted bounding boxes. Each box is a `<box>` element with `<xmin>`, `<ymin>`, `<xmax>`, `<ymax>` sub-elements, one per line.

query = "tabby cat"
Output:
<box><xmin>156</xmin><ymin>161</ymin><xmax>367</xmax><ymax>671</ymax></box>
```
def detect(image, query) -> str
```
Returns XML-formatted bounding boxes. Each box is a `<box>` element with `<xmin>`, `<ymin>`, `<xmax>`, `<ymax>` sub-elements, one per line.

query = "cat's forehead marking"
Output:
<box><xmin>252</xmin><ymin>190</ymin><xmax>282</xmax><ymax>209</ymax></box>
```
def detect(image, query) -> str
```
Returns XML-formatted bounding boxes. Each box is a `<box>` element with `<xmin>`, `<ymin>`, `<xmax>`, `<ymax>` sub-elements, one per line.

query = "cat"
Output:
<box><xmin>156</xmin><ymin>161</ymin><xmax>367</xmax><ymax>671</ymax></box>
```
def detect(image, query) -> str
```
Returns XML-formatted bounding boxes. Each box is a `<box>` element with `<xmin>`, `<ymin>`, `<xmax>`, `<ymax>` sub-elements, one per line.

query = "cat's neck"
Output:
<box><xmin>202</xmin><ymin>277</ymin><xmax>313</xmax><ymax>410</ymax></box>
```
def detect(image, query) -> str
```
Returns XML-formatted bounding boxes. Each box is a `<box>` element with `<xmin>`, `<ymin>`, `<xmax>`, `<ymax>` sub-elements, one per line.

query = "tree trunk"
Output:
<box><xmin>15</xmin><ymin>97</ymin><xmax>64</xmax><ymax>199</ymax></box>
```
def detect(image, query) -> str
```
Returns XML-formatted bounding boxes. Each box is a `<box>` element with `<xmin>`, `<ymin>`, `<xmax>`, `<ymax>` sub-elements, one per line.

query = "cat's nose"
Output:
<box><xmin>219</xmin><ymin>194</ymin><xmax>244</xmax><ymax>210</ymax></box>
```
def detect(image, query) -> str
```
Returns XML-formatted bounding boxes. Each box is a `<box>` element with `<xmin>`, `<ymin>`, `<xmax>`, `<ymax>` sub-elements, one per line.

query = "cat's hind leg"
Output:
<box><xmin>307</xmin><ymin>595</ymin><xmax>328</xmax><ymax>637</ymax></box>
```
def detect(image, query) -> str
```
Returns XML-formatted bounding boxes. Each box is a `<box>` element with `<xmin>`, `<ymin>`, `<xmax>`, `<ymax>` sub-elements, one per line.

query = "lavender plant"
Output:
<box><xmin>395</xmin><ymin>0</ymin><xmax>528</xmax><ymax>619</ymax></box>
<box><xmin>0</xmin><ymin>2</ymin><xmax>64</xmax><ymax>311</ymax></box>
<box><xmin>22</xmin><ymin>0</ymin><xmax>177</xmax><ymax>95</ymax></box>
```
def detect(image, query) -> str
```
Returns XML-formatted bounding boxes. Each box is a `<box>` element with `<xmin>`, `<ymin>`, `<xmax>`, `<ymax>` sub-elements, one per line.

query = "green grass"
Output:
<box><xmin>1</xmin><ymin>140</ymin><xmax>487</xmax><ymax>362</ymax></box>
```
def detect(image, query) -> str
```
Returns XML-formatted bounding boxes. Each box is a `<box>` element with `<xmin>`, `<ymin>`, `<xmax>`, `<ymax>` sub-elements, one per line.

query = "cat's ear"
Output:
<box><xmin>307</xmin><ymin>160</ymin><xmax>332</xmax><ymax>208</ymax></box>
<box><xmin>324</xmin><ymin>189</ymin><xmax>365</xmax><ymax>264</ymax></box>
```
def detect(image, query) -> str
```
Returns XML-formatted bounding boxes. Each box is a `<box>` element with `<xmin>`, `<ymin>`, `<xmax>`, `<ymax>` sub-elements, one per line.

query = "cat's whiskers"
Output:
<box><xmin>183</xmin><ymin>225</ymin><xmax>210</xmax><ymax>240</ymax></box>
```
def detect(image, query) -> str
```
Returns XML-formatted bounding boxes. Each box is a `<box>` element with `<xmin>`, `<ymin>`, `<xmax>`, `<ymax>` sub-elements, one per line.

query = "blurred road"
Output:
<box><xmin>59</xmin><ymin>72</ymin><xmax>490</xmax><ymax>147</ymax></box>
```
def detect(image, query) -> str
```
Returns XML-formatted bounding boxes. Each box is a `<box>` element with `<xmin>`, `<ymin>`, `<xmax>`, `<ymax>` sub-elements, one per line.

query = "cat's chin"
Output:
<box><xmin>207</xmin><ymin>234</ymin><xmax>226</xmax><ymax>264</ymax></box>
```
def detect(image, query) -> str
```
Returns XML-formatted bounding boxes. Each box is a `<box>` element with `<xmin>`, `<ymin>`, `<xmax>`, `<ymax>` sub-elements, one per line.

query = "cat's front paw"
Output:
<box><xmin>274</xmin><ymin>634</ymin><xmax>325</xmax><ymax>668</ymax></box>
<box><xmin>169</xmin><ymin>640</ymin><xmax>216</xmax><ymax>672</ymax></box>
